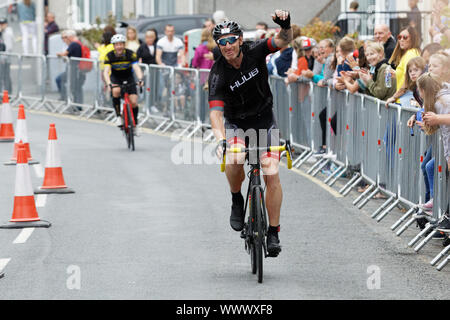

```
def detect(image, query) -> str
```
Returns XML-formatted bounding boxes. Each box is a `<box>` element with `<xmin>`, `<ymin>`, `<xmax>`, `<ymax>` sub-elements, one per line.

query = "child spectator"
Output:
<box><xmin>428</xmin><ymin>51</ymin><xmax>450</xmax><ymax>82</ymax></box>
<box><xmin>388</xmin><ymin>56</ymin><xmax>427</xmax><ymax>106</ymax></box>
<box><xmin>285</xmin><ymin>37</ymin><xmax>309</xmax><ymax>84</ymax></box>
<box><xmin>416</xmin><ymin>74</ymin><xmax>450</xmax><ymax>214</ymax></box>
<box><xmin>357</xmin><ymin>42</ymin><xmax>397</xmax><ymax>101</ymax></box>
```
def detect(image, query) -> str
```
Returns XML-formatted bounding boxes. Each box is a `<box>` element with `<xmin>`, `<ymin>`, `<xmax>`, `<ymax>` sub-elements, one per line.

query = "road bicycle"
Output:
<box><xmin>220</xmin><ymin>140</ymin><xmax>293</xmax><ymax>283</ymax></box>
<box><xmin>111</xmin><ymin>81</ymin><xmax>143</xmax><ymax>152</ymax></box>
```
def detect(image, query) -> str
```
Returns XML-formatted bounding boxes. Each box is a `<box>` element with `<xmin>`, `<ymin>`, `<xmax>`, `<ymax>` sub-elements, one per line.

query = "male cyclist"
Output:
<box><xmin>104</xmin><ymin>34</ymin><xmax>144</xmax><ymax>128</ymax></box>
<box><xmin>209</xmin><ymin>10</ymin><xmax>293</xmax><ymax>257</ymax></box>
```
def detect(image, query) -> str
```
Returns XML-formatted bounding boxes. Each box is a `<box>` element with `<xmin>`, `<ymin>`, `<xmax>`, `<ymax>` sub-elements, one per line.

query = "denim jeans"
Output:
<box><xmin>421</xmin><ymin>145</ymin><xmax>434</xmax><ymax>201</ymax></box>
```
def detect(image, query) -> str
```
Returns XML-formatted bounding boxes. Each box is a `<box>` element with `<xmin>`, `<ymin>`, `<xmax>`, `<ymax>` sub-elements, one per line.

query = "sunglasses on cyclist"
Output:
<box><xmin>397</xmin><ymin>34</ymin><xmax>410</xmax><ymax>41</ymax></box>
<box><xmin>217</xmin><ymin>35</ymin><xmax>240</xmax><ymax>46</ymax></box>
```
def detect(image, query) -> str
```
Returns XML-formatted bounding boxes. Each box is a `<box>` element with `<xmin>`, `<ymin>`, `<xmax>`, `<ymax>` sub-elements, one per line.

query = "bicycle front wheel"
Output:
<box><xmin>125</xmin><ymin>104</ymin><xmax>135</xmax><ymax>151</ymax></box>
<box><xmin>251</xmin><ymin>188</ymin><xmax>264</xmax><ymax>283</ymax></box>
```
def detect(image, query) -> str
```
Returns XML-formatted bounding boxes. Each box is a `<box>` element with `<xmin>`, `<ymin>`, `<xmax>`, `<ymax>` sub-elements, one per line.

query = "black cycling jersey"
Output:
<box><xmin>104</xmin><ymin>49</ymin><xmax>138</xmax><ymax>80</ymax></box>
<box><xmin>208</xmin><ymin>37</ymin><xmax>280</xmax><ymax>121</ymax></box>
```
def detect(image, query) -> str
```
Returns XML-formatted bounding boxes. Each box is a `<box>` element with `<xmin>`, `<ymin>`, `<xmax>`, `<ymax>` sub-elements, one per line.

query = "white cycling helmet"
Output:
<box><xmin>111</xmin><ymin>34</ymin><xmax>126</xmax><ymax>44</ymax></box>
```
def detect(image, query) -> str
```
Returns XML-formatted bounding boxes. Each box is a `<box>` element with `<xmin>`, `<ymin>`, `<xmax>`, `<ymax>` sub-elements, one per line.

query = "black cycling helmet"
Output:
<box><xmin>213</xmin><ymin>21</ymin><xmax>243</xmax><ymax>42</ymax></box>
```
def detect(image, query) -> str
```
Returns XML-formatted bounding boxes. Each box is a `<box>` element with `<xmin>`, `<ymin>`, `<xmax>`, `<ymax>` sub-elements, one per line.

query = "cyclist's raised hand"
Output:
<box><xmin>271</xmin><ymin>10</ymin><xmax>290</xmax><ymax>29</ymax></box>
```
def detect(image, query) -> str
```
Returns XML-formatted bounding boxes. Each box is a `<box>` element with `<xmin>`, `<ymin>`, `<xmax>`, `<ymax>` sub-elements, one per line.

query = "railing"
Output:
<box><xmin>1</xmin><ymin>52</ymin><xmax>449</xmax><ymax>270</ymax></box>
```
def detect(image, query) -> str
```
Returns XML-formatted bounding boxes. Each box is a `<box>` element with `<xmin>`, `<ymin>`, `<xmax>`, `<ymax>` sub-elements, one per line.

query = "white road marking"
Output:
<box><xmin>0</xmin><ymin>258</ymin><xmax>11</xmax><ymax>273</ymax></box>
<box><xmin>35</xmin><ymin>194</ymin><xmax>47</xmax><ymax>208</ymax></box>
<box><xmin>33</xmin><ymin>164</ymin><xmax>44</xmax><ymax>178</ymax></box>
<box><xmin>13</xmin><ymin>228</ymin><xmax>35</xmax><ymax>244</ymax></box>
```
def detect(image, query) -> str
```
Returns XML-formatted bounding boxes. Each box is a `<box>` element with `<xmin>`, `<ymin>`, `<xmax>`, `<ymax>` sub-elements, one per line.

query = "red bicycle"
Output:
<box><xmin>111</xmin><ymin>81</ymin><xmax>142</xmax><ymax>152</ymax></box>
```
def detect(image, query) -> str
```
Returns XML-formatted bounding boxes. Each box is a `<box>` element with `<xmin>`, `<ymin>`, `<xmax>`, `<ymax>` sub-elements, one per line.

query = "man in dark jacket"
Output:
<box><xmin>374</xmin><ymin>24</ymin><xmax>396</xmax><ymax>61</ymax></box>
<box><xmin>44</xmin><ymin>12</ymin><xmax>59</xmax><ymax>55</ymax></box>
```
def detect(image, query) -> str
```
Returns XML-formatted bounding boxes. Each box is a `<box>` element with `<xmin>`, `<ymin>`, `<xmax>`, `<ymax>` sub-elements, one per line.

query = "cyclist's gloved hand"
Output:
<box><xmin>138</xmin><ymin>80</ymin><xmax>144</xmax><ymax>87</ymax></box>
<box><xmin>272</xmin><ymin>10</ymin><xmax>291</xmax><ymax>29</ymax></box>
<box><xmin>216</xmin><ymin>139</ymin><xmax>230</xmax><ymax>160</ymax></box>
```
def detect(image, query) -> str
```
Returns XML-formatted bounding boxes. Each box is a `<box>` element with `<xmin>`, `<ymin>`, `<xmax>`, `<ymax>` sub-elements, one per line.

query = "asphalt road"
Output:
<box><xmin>0</xmin><ymin>110</ymin><xmax>449</xmax><ymax>300</ymax></box>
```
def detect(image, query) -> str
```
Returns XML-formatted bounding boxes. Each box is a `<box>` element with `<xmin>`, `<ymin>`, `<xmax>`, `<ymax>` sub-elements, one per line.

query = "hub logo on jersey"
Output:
<box><xmin>230</xmin><ymin>68</ymin><xmax>259</xmax><ymax>92</ymax></box>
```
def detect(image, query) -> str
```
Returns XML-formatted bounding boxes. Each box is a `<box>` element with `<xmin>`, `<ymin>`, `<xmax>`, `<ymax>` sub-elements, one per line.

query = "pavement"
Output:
<box><xmin>0</xmin><ymin>110</ymin><xmax>449</xmax><ymax>300</ymax></box>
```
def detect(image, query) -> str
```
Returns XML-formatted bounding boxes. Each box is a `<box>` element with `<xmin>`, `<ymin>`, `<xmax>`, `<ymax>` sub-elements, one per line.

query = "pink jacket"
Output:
<box><xmin>192</xmin><ymin>43</ymin><xmax>214</xmax><ymax>70</ymax></box>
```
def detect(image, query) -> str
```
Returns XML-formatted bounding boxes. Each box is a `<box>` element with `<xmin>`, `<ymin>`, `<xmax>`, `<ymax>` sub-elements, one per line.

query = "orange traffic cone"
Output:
<box><xmin>0</xmin><ymin>90</ymin><xmax>15</xmax><ymax>142</ymax></box>
<box><xmin>0</xmin><ymin>143</ymin><xmax>51</xmax><ymax>229</ymax></box>
<box><xmin>4</xmin><ymin>105</ymin><xmax>39</xmax><ymax>166</ymax></box>
<box><xmin>35</xmin><ymin>124</ymin><xmax>74</xmax><ymax>194</ymax></box>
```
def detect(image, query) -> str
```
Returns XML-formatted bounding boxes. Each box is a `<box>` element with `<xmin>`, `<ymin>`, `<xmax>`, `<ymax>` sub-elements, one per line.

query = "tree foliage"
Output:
<box><xmin>301</xmin><ymin>18</ymin><xmax>340</xmax><ymax>41</ymax></box>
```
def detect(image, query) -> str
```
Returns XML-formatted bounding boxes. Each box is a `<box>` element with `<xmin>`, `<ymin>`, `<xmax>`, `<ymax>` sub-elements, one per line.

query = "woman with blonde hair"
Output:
<box><xmin>192</xmin><ymin>28</ymin><xmax>215</xmax><ymax>70</ymax></box>
<box><xmin>126</xmin><ymin>26</ymin><xmax>140</xmax><ymax>52</ymax></box>
<box><xmin>386</xmin><ymin>26</ymin><xmax>421</xmax><ymax>103</ymax></box>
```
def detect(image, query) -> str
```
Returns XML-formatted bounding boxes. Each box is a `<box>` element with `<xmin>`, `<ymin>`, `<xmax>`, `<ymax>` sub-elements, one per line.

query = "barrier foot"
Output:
<box><xmin>295</xmin><ymin>152</ymin><xmax>313</xmax><ymax>169</ymax></box>
<box><xmin>437</xmin><ymin>254</ymin><xmax>450</xmax><ymax>271</ymax></box>
<box><xmin>154</xmin><ymin>119</ymin><xmax>169</xmax><ymax>132</ymax></box>
<box><xmin>357</xmin><ymin>187</ymin><xmax>380</xmax><ymax>209</ymax></box>
<box><xmin>161</xmin><ymin>121</ymin><xmax>175</xmax><ymax>133</ymax></box>
<box><xmin>376</xmin><ymin>199</ymin><xmax>400</xmax><ymax>222</ymax></box>
<box><xmin>339</xmin><ymin>173</ymin><xmax>360</xmax><ymax>194</ymax></box>
<box><xmin>324</xmin><ymin>165</ymin><xmax>344</xmax><ymax>185</ymax></box>
<box><xmin>414</xmin><ymin>226</ymin><xmax>436</xmax><ymax>252</ymax></box>
<box><xmin>0</xmin><ymin>220</ymin><xmax>51</xmax><ymax>229</ymax></box>
<box><xmin>341</xmin><ymin>176</ymin><xmax>363</xmax><ymax>197</ymax></box>
<box><xmin>408</xmin><ymin>223</ymin><xmax>433</xmax><ymax>247</ymax></box>
<box><xmin>203</xmin><ymin>131</ymin><xmax>214</xmax><ymax>142</ymax></box>
<box><xmin>187</xmin><ymin>124</ymin><xmax>202</xmax><ymax>139</ymax></box>
<box><xmin>307</xmin><ymin>157</ymin><xmax>327</xmax><ymax>175</ymax></box>
<box><xmin>105</xmin><ymin>113</ymin><xmax>116</xmax><ymax>123</ymax></box>
<box><xmin>352</xmin><ymin>184</ymin><xmax>375</xmax><ymax>206</ymax></box>
<box><xmin>58</xmin><ymin>103</ymin><xmax>72</xmax><ymax>114</ymax></box>
<box><xmin>370</xmin><ymin>196</ymin><xmax>395</xmax><ymax>219</ymax></box>
<box><xmin>391</xmin><ymin>207</ymin><xmax>416</xmax><ymax>231</ymax></box>
<box><xmin>178</xmin><ymin>123</ymin><xmax>194</xmax><ymax>138</ymax></box>
<box><xmin>311</xmin><ymin>159</ymin><xmax>330</xmax><ymax>177</ymax></box>
<box><xmin>292</xmin><ymin>150</ymin><xmax>309</xmax><ymax>167</ymax></box>
<box><xmin>327</xmin><ymin>166</ymin><xmax>347</xmax><ymax>187</ymax></box>
<box><xmin>396</xmin><ymin>216</ymin><xmax>417</xmax><ymax>236</ymax></box>
<box><xmin>431</xmin><ymin>244</ymin><xmax>450</xmax><ymax>266</ymax></box>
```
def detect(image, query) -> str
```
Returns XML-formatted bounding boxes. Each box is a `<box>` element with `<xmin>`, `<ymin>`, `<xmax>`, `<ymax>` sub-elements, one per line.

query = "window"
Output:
<box><xmin>73</xmin><ymin>0</ymin><xmax>123</xmax><ymax>25</ymax></box>
<box><xmin>154</xmin><ymin>0</ymin><xmax>175</xmax><ymax>16</ymax></box>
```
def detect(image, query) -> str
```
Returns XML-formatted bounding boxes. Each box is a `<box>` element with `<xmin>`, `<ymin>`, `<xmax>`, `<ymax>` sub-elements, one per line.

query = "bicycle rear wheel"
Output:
<box><xmin>251</xmin><ymin>188</ymin><xmax>264</xmax><ymax>283</ymax></box>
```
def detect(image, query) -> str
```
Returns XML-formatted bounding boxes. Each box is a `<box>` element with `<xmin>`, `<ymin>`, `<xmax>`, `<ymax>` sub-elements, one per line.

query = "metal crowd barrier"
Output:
<box><xmin>1</xmin><ymin>51</ymin><xmax>448</xmax><ymax>269</ymax></box>
<box><xmin>268</xmin><ymin>75</ymin><xmax>448</xmax><ymax>269</ymax></box>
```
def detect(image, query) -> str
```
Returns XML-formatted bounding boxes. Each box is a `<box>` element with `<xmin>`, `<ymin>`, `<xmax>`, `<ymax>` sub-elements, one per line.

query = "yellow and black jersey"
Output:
<box><xmin>104</xmin><ymin>49</ymin><xmax>138</xmax><ymax>79</ymax></box>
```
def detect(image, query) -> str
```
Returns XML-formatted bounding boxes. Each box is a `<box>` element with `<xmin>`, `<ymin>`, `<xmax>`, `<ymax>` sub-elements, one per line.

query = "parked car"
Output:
<box><xmin>118</xmin><ymin>14</ymin><xmax>211</xmax><ymax>42</ymax></box>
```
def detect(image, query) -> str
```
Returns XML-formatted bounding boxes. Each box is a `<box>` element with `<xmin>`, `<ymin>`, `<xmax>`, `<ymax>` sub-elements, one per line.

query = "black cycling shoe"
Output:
<box><xmin>267</xmin><ymin>232</ymin><xmax>282</xmax><ymax>257</ymax></box>
<box><xmin>230</xmin><ymin>203</ymin><xmax>245</xmax><ymax>232</ymax></box>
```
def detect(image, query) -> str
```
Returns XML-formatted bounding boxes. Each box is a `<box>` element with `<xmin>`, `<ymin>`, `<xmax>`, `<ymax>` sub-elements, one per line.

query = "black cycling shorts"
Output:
<box><xmin>225</xmin><ymin>111</ymin><xmax>281</xmax><ymax>161</ymax></box>
<box><xmin>111</xmin><ymin>75</ymin><xmax>138</xmax><ymax>95</ymax></box>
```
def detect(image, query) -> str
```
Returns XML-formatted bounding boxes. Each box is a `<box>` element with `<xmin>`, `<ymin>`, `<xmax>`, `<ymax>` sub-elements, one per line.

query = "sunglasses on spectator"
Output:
<box><xmin>397</xmin><ymin>34</ymin><xmax>410</xmax><ymax>40</ymax></box>
<box><xmin>217</xmin><ymin>35</ymin><xmax>240</xmax><ymax>46</ymax></box>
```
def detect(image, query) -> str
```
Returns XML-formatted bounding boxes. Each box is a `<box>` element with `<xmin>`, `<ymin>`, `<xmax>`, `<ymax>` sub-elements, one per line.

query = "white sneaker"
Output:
<box><xmin>134</xmin><ymin>126</ymin><xmax>141</xmax><ymax>137</ymax></box>
<box><xmin>115</xmin><ymin>117</ymin><xmax>124</xmax><ymax>127</ymax></box>
<box><xmin>150</xmin><ymin>106</ymin><xmax>159</xmax><ymax>113</ymax></box>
